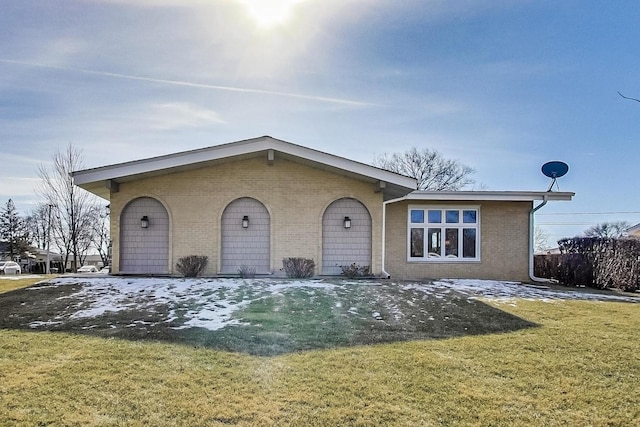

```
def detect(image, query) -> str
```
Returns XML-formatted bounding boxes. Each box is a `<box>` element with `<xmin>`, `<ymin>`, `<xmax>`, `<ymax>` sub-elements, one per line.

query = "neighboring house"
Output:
<box><xmin>72</xmin><ymin>136</ymin><xmax>574</xmax><ymax>282</ymax></box>
<box><xmin>78</xmin><ymin>254</ymin><xmax>105</xmax><ymax>268</ymax></box>
<box><xmin>626</xmin><ymin>222</ymin><xmax>640</xmax><ymax>238</ymax></box>
<box><xmin>30</xmin><ymin>248</ymin><xmax>63</xmax><ymax>274</ymax></box>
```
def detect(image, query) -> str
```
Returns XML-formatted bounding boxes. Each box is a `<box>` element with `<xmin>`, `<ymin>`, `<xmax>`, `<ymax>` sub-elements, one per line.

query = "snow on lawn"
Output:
<box><xmin>27</xmin><ymin>277</ymin><xmax>346</xmax><ymax>331</ymax></box>
<box><xmin>27</xmin><ymin>276</ymin><xmax>638</xmax><ymax>331</ymax></box>
<box><xmin>411</xmin><ymin>279</ymin><xmax>639</xmax><ymax>304</ymax></box>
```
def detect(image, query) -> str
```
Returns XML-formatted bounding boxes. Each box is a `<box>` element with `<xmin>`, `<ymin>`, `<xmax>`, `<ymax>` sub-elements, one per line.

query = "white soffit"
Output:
<box><xmin>406</xmin><ymin>191</ymin><xmax>574</xmax><ymax>202</ymax></box>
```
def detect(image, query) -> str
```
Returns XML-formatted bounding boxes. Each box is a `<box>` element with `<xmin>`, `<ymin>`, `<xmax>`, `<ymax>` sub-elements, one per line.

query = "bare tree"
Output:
<box><xmin>534</xmin><ymin>227</ymin><xmax>550</xmax><ymax>252</ymax></box>
<box><xmin>0</xmin><ymin>199</ymin><xmax>31</xmax><ymax>260</ymax></box>
<box><xmin>90</xmin><ymin>205</ymin><xmax>110</xmax><ymax>267</ymax></box>
<box><xmin>618</xmin><ymin>91</ymin><xmax>640</xmax><ymax>103</ymax></box>
<box><xmin>37</xmin><ymin>144</ymin><xmax>100</xmax><ymax>272</ymax></box>
<box><xmin>26</xmin><ymin>203</ymin><xmax>51</xmax><ymax>249</ymax></box>
<box><xmin>583</xmin><ymin>221</ymin><xmax>630</xmax><ymax>239</ymax></box>
<box><xmin>373</xmin><ymin>147</ymin><xmax>475</xmax><ymax>190</ymax></box>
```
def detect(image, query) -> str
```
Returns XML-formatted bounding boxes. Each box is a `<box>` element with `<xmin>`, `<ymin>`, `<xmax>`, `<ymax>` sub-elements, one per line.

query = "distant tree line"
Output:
<box><xmin>0</xmin><ymin>145</ymin><xmax>109</xmax><ymax>272</ymax></box>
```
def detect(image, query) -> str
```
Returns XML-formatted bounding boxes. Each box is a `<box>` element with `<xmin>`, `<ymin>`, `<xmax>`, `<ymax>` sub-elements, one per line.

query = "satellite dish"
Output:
<box><xmin>541</xmin><ymin>161</ymin><xmax>569</xmax><ymax>191</ymax></box>
<box><xmin>541</xmin><ymin>161</ymin><xmax>569</xmax><ymax>179</ymax></box>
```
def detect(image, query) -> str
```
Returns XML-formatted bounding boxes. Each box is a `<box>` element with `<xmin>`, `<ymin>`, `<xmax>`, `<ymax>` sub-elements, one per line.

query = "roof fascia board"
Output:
<box><xmin>405</xmin><ymin>191</ymin><xmax>574</xmax><ymax>202</ymax></box>
<box><xmin>72</xmin><ymin>137</ymin><xmax>269</xmax><ymax>184</ymax></box>
<box><xmin>269</xmin><ymin>138</ymin><xmax>416</xmax><ymax>188</ymax></box>
<box><xmin>72</xmin><ymin>136</ymin><xmax>417</xmax><ymax>190</ymax></box>
<box><xmin>626</xmin><ymin>223</ymin><xmax>640</xmax><ymax>233</ymax></box>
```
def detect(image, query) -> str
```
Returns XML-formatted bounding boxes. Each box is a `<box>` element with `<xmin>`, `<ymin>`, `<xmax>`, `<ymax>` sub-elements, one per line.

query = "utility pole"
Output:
<box><xmin>46</xmin><ymin>204</ymin><xmax>53</xmax><ymax>274</ymax></box>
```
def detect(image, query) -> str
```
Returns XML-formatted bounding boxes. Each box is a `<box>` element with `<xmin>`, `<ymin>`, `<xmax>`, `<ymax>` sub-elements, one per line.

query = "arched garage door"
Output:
<box><xmin>221</xmin><ymin>197</ymin><xmax>270</xmax><ymax>274</ymax></box>
<box><xmin>322</xmin><ymin>198</ymin><xmax>372</xmax><ymax>275</ymax></box>
<box><xmin>120</xmin><ymin>197</ymin><xmax>169</xmax><ymax>274</ymax></box>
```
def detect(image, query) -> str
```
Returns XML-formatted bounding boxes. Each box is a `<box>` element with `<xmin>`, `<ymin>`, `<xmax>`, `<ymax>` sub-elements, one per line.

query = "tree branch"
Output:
<box><xmin>617</xmin><ymin>91</ymin><xmax>640</xmax><ymax>103</ymax></box>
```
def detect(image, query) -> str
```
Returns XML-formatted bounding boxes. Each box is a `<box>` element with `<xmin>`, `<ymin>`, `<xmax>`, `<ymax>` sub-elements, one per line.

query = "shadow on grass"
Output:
<box><xmin>0</xmin><ymin>281</ymin><xmax>538</xmax><ymax>356</ymax></box>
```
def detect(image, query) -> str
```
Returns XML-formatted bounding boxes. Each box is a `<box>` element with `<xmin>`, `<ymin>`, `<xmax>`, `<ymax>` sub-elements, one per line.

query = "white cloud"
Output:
<box><xmin>0</xmin><ymin>177</ymin><xmax>41</xmax><ymax>198</ymax></box>
<box><xmin>147</xmin><ymin>102</ymin><xmax>225</xmax><ymax>130</ymax></box>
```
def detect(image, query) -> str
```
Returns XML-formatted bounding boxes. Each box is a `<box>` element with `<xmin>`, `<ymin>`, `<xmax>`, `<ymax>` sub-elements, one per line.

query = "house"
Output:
<box><xmin>30</xmin><ymin>247</ymin><xmax>63</xmax><ymax>274</ymax></box>
<box><xmin>71</xmin><ymin>136</ymin><xmax>574</xmax><ymax>282</ymax></box>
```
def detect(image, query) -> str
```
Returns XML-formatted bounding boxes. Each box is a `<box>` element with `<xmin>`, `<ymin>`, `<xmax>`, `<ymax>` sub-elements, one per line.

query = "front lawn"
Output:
<box><xmin>0</xmin><ymin>277</ymin><xmax>590</xmax><ymax>355</ymax></box>
<box><xmin>0</xmin><ymin>274</ymin><xmax>58</xmax><ymax>294</ymax></box>
<box><xmin>0</xmin><ymin>277</ymin><xmax>638</xmax><ymax>425</ymax></box>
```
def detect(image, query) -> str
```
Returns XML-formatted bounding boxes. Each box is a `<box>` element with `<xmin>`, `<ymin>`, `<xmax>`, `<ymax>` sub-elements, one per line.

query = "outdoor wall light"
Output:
<box><xmin>140</xmin><ymin>216</ymin><xmax>149</xmax><ymax>228</ymax></box>
<box><xmin>242</xmin><ymin>215</ymin><xmax>249</xmax><ymax>228</ymax></box>
<box><xmin>344</xmin><ymin>216</ymin><xmax>352</xmax><ymax>229</ymax></box>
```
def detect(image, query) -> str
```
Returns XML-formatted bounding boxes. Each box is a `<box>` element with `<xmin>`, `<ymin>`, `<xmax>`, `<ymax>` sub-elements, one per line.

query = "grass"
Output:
<box><xmin>0</xmin><ymin>275</ymin><xmax>57</xmax><ymax>294</ymax></box>
<box><xmin>1</xmin><ymin>285</ymin><xmax>638</xmax><ymax>425</ymax></box>
<box><xmin>0</xmin><ymin>278</ymin><xmax>537</xmax><ymax>355</ymax></box>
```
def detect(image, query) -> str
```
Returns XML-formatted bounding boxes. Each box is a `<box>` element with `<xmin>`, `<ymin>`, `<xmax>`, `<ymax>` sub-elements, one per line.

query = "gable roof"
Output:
<box><xmin>72</xmin><ymin>136</ymin><xmax>418</xmax><ymax>201</ymax></box>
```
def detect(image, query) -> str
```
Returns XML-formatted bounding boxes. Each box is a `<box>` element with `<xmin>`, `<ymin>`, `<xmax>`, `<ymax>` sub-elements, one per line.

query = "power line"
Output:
<box><xmin>537</xmin><ymin>211</ymin><xmax>640</xmax><ymax>216</ymax></box>
<box><xmin>537</xmin><ymin>223</ymin><xmax>605</xmax><ymax>226</ymax></box>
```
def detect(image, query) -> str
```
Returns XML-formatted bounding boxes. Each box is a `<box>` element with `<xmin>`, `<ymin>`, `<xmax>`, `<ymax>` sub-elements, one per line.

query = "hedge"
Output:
<box><xmin>534</xmin><ymin>237</ymin><xmax>640</xmax><ymax>292</ymax></box>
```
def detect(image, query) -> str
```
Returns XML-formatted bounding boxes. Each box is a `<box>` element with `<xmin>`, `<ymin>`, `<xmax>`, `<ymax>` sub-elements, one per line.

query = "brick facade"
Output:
<box><xmin>109</xmin><ymin>155</ymin><xmax>384</xmax><ymax>275</ymax></box>
<box><xmin>72</xmin><ymin>137</ymin><xmax>567</xmax><ymax>282</ymax></box>
<box><xmin>384</xmin><ymin>200</ymin><xmax>532</xmax><ymax>281</ymax></box>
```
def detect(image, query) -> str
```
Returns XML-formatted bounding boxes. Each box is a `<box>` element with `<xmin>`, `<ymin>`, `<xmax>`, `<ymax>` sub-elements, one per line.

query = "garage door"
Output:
<box><xmin>221</xmin><ymin>197</ymin><xmax>270</xmax><ymax>274</ymax></box>
<box><xmin>120</xmin><ymin>197</ymin><xmax>169</xmax><ymax>274</ymax></box>
<box><xmin>322</xmin><ymin>198</ymin><xmax>371</xmax><ymax>275</ymax></box>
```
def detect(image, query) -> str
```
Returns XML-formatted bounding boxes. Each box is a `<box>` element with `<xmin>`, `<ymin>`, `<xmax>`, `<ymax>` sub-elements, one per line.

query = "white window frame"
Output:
<box><xmin>407</xmin><ymin>205</ymin><xmax>480</xmax><ymax>262</ymax></box>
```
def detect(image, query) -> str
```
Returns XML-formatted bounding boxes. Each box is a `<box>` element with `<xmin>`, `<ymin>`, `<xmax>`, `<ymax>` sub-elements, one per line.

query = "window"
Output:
<box><xmin>408</xmin><ymin>206</ymin><xmax>479</xmax><ymax>261</ymax></box>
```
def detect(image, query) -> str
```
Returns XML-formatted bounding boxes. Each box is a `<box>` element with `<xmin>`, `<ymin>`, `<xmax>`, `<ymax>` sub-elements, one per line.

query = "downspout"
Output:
<box><xmin>381</xmin><ymin>196</ymin><xmax>408</xmax><ymax>279</ymax></box>
<box><xmin>529</xmin><ymin>195</ymin><xmax>551</xmax><ymax>283</ymax></box>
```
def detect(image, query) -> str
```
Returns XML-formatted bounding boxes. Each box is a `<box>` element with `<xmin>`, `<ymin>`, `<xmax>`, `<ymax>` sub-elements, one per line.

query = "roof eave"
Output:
<box><xmin>72</xmin><ymin>136</ymin><xmax>417</xmax><ymax>199</ymax></box>
<box><xmin>405</xmin><ymin>190</ymin><xmax>575</xmax><ymax>202</ymax></box>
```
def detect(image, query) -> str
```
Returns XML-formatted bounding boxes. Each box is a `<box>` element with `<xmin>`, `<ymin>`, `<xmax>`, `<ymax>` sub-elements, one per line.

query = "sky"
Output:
<box><xmin>1</xmin><ymin>0</ymin><xmax>639</xmax><ymax>246</ymax></box>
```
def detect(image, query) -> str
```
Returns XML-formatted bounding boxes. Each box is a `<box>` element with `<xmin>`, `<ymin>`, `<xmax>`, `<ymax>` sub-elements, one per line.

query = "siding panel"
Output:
<box><xmin>322</xmin><ymin>198</ymin><xmax>372</xmax><ymax>275</ymax></box>
<box><xmin>120</xmin><ymin>197</ymin><xmax>169</xmax><ymax>274</ymax></box>
<box><xmin>221</xmin><ymin>197</ymin><xmax>270</xmax><ymax>274</ymax></box>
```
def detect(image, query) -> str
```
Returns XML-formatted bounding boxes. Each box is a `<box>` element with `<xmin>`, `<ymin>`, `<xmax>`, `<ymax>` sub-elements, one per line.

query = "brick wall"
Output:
<box><xmin>385</xmin><ymin>200</ymin><xmax>532</xmax><ymax>281</ymax></box>
<box><xmin>109</xmin><ymin>155</ymin><xmax>384</xmax><ymax>275</ymax></box>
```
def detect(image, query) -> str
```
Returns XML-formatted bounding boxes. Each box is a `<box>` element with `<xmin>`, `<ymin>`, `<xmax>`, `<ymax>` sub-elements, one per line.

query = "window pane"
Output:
<box><xmin>427</xmin><ymin>210</ymin><xmax>441</xmax><ymax>223</ymax></box>
<box><xmin>427</xmin><ymin>228</ymin><xmax>441</xmax><ymax>257</ymax></box>
<box><xmin>445</xmin><ymin>228</ymin><xmax>459</xmax><ymax>257</ymax></box>
<box><xmin>462</xmin><ymin>228</ymin><xmax>476</xmax><ymax>258</ymax></box>
<box><xmin>410</xmin><ymin>228</ymin><xmax>424</xmax><ymax>257</ymax></box>
<box><xmin>445</xmin><ymin>210</ymin><xmax>459</xmax><ymax>223</ymax></box>
<box><xmin>463</xmin><ymin>210</ymin><xmax>477</xmax><ymax>224</ymax></box>
<box><xmin>410</xmin><ymin>210</ymin><xmax>424</xmax><ymax>223</ymax></box>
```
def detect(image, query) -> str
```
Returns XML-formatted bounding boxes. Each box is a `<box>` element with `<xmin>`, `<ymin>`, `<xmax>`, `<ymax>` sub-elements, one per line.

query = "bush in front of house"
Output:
<box><xmin>238</xmin><ymin>265</ymin><xmax>256</xmax><ymax>279</ymax></box>
<box><xmin>176</xmin><ymin>255</ymin><xmax>208</xmax><ymax>277</ymax></box>
<box><xmin>340</xmin><ymin>263</ymin><xmax>371</xmax><ymax>279</ymax></box>
<box><xmin>281</xmin><ymin>257</ymin><xmax>315</xmax><ymax>278</ymax></box>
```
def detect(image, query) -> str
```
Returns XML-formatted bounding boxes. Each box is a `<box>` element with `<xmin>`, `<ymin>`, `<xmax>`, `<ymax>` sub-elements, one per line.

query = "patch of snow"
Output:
<box><xmin>24</xmin><ymin>276</ymin><xmax>638</xmax><ymax>333</ymax></box>
<box><xmin>28</xmin><ymin>320</ymin><xmax>63</xmax><ymax>328</ymax></box>
<box><xmin>433</xmin><ymin>279</ymin><xmax>638</xmax><ymax>303</ymax></box>
<box><xmin>267</xmin><ymin>280</ymin><xmax>339</xmax><ymax>292</ymax></box>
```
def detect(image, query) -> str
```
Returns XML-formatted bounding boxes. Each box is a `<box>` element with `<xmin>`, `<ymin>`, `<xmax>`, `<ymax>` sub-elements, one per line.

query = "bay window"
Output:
<box><xmin>408</xmin><ymin>206</ymin><xmax>479</xmax><ymax>261</ymax></box>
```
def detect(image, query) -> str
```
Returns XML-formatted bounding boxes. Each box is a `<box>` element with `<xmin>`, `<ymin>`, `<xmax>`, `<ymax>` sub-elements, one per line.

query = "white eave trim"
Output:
<box><xmin>404</xmin><ymin>190</ymin><xmax>574</xmax><ymax>202</ymax></box>
<box><xmin>626</xmin><ymin>222</ymin><xmax>640</xmax><ymax>234</ymax></box>
<box><xmin>71</xmin><ymin>136</ymin><xmax>417</xmax><ymax>190</ymax></box>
